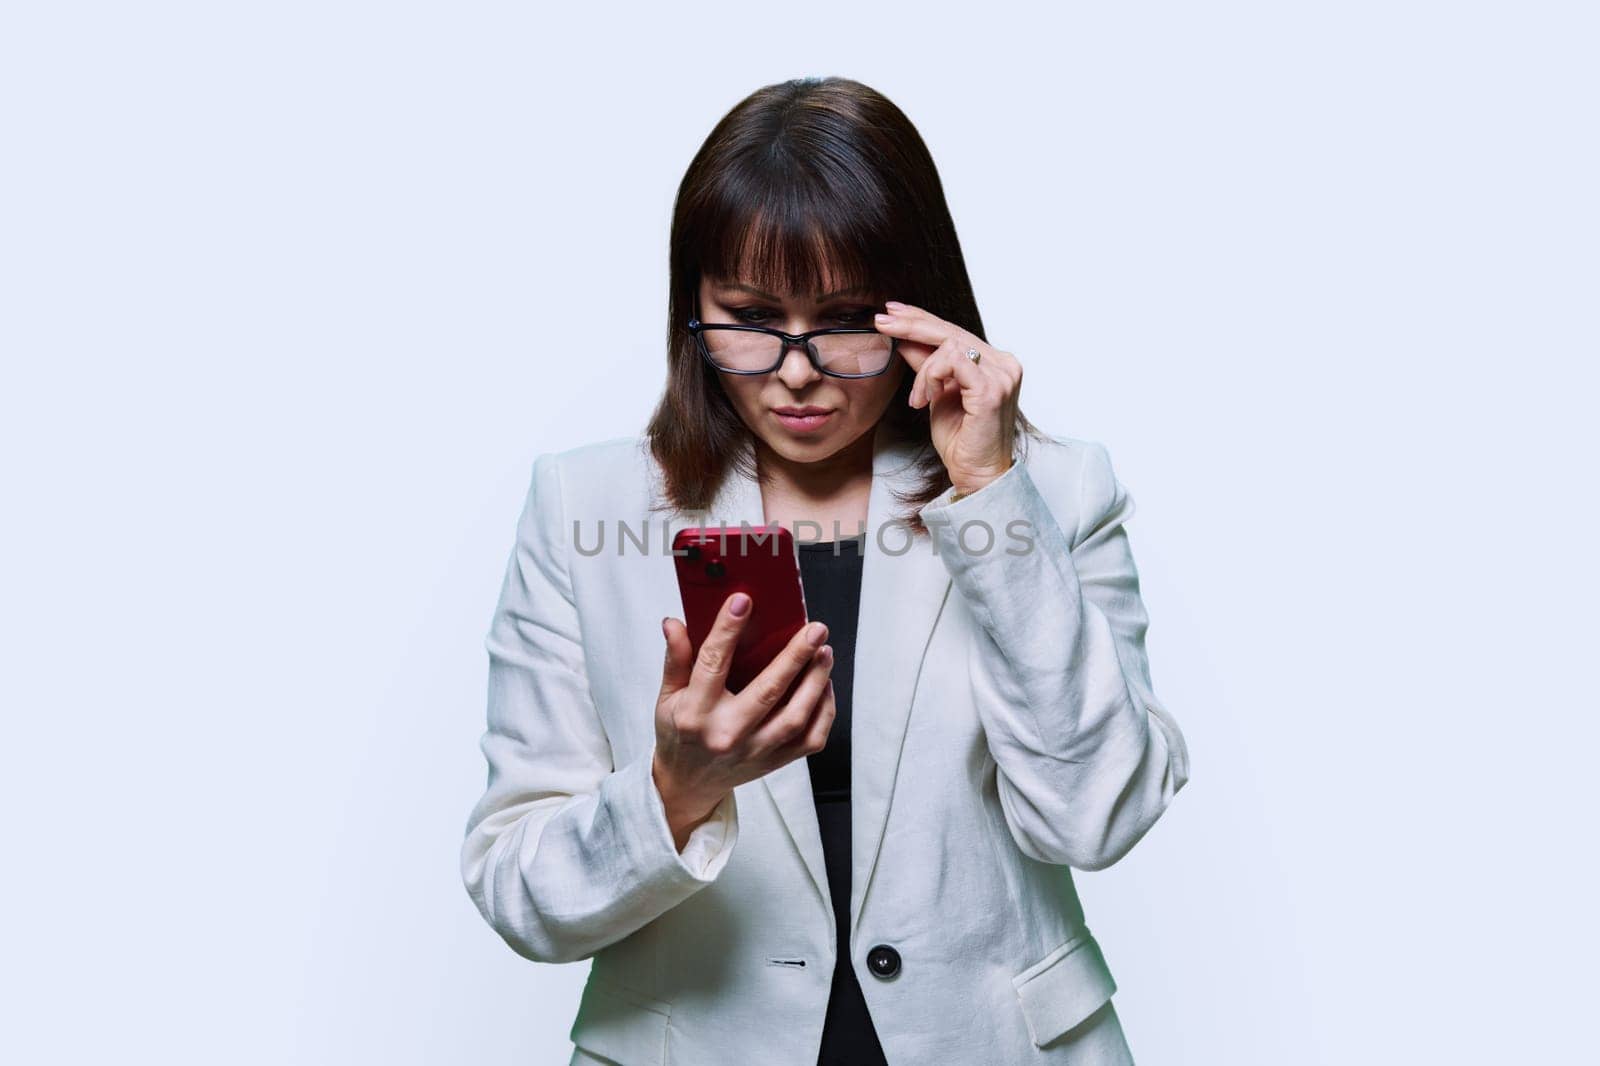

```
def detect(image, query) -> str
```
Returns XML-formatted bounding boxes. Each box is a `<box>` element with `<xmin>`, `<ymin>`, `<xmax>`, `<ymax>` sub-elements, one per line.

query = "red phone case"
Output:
<box><xmin>673</xmin><ymin>524</ymin><xmax>809</xmax><ymax>696</ymax></box>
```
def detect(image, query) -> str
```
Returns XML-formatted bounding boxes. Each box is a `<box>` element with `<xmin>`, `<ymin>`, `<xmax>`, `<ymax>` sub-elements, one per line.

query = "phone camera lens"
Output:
<box><xmin>705</xmin><ymin>561</ymin><xmax>726</xmax><ymax>580</ymax></box>
<box><xmin>685</xmin><ymin>545</ymin><xmax>702</xmax><ymax>561</ymax></box>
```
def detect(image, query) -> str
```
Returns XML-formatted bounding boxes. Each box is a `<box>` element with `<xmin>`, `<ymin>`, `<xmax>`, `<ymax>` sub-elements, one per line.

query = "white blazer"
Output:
<box><xmin>460</xmin><ymin>418</ymin><xmax>1190</xmax><ymax>1065</ymax></box>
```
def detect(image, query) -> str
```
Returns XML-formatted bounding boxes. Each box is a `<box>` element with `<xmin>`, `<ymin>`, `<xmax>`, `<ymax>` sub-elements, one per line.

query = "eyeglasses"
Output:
<box><xmin>688</xmin><ymin>295</ymin><xmax>898</xmax><ymax>379</ymax></box>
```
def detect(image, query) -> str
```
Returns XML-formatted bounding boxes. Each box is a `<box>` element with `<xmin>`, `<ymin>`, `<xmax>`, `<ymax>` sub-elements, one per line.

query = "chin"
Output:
<box><xmin>763</xmin><ymin>422</ymin><xmax>871</xmax><ymax>463</ymax></box>
<box><xmin>763</xmin><ymin>433</ymin><xmax>831</xmax><ymax>459</ymax></box>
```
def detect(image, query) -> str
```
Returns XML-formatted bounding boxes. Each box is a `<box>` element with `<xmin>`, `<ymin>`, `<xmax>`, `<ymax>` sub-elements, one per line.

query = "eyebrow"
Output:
<box><xmin>716</xmin><ymin>282</ymin><xmax>875</xmax><ymax>302</ymax></box>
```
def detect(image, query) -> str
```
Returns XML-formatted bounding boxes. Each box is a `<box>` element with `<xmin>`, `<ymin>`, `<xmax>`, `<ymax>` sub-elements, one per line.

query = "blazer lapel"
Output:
<box><xmin>657</xmin><ymin>421</ymin><xmax>952</xmax><ymax>943</ymax></box>
<box><xmin>846</xmin><ymin>426</ymin><xmax>952</xmax><ymax>948</ymax></box>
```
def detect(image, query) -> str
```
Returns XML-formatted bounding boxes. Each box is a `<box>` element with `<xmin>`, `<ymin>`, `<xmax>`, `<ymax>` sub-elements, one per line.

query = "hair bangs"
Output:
<box><xmin>696</xmin><ymin>172</ymin><xmax>900</xmax><ymax>304</ymax></box>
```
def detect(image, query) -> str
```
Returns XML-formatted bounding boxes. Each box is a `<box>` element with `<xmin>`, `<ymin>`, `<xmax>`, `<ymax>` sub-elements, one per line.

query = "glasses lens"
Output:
<box><xmin>701</xmin><ymin>329</ymin><xmax>778</xmax><ymax>372</ymax></box>
<box><xmin>813</xmin><ymin>332</ymin><xmax>894</xmax><ymax>376</ymax></box>
<box><xmin>700</xmin><ymin>329</ymin><xmax>894</xmax><ymax>376</ymax></box>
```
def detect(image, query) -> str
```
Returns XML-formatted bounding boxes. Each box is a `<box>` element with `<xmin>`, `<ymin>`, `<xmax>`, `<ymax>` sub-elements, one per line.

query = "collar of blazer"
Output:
<box><xmin>655</xmin><ymin>419</ymin><xmax>961</xmax><ymax>943</ymax></box>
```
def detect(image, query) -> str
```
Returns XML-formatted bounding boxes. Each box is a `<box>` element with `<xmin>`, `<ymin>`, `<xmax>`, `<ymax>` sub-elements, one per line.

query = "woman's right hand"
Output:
<box><xmin>653</xmin><ymin>591</ymin><xmax>837</xmax><ymax>848</ymax></box>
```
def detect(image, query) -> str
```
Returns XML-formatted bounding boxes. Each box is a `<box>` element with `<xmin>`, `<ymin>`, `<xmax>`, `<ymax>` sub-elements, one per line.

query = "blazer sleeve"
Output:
<box><xmin>460</xmin><ymin>451</ymin><xmax>739</xmax><ymax>965</ymax></box>
<box><xmin>918</xmin><ymin>440</ymin><xmax>1190</xmax><ymax>871</ymax></box>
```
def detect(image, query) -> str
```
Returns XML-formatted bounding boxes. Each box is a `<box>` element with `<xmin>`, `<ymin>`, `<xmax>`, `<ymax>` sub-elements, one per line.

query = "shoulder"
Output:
<box><xmin>1016</xmin><ymin>428</ymin><xmax>1116</xmax><ymax>497</ymax></box>
<box><xmin>536</xmin><ymin>435</ymin><xmax>655</xmax><ymax>515</ymax></box>
<box><xmin>1015</xmin><ymin>430</ymin><xmax>1129</xmax><ymax>541</ymax></box>
<box><xmin>544</xmin><ymin>434</ymin><xmax>646</xmax><ymax>477</ymax></box>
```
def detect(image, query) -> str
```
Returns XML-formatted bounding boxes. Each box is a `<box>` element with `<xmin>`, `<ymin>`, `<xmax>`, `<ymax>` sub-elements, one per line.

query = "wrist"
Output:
<box><xmin>950</xmin><ymin>457</ymin><xmax>1015</xmax><ymax>500</ymax></box>
<box><xmin>652</xmin><ymin>755</ymin><xmax>723</xmax><ymax>850</ymax></box>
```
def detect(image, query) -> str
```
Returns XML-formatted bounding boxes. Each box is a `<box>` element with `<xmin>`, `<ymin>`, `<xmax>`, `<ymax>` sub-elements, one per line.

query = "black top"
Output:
<box><xmin>796</xmin><ymin>534</ymin><xmax>889</xmax><ymax>1066</ymax></box>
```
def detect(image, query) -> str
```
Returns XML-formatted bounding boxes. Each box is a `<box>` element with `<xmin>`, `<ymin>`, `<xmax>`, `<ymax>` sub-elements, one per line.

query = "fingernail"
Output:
<box><xmin>875</xmin><ymin>312</ymin><xmax>892</xmax><ymax>322</ymax></box>
<box><xmin>730</xmin><ymin>593</ymin><xmax>751</xmax><ymax>617</ymax></box>
<box><xmin>885</xmin><ymin>300</ymin><xmax>905</xmax><ymax>309</ymax></box>
<box><xmin>807</xmin><ymin>621</ymin><xmax>828</xmax><ymax>646</ymax></box>
<box><xmin>661</xmin><ymin>616</ymin><xmax>670</xmax><ymax>638</ymax></box>
<box><xmin>819</xmin><ymin>645</ymin><xmax>834</xmax><ymax>663</ymax></box>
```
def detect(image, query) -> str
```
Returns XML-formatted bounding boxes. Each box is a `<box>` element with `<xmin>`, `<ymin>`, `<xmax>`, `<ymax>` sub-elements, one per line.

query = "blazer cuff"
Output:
<box><xmin>640</xmin><ymin>753</ymin><xmax>740</xmax><ymax>882</ymax></box>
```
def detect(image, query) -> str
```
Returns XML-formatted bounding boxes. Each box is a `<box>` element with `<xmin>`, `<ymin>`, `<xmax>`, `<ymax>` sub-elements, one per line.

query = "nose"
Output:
<box><xmin>775</xmin><ymin>340</ymin><xmax>823</xmax><ymax>389</ymax></box>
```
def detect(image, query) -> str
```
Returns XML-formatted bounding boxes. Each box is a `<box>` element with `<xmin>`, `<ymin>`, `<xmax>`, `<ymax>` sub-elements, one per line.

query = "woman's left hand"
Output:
<box><xmin>874</xmin><ymin>301</ymin><xmax>1022</xmax><ymax>496</ymax></box>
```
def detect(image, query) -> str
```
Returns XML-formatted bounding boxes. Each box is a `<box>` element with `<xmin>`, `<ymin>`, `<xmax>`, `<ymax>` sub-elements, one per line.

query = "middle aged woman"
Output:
<box><xmin>460</xmin><ymin>75</ymin><xmax>1191</xmax><ymax>1066</ymax></box>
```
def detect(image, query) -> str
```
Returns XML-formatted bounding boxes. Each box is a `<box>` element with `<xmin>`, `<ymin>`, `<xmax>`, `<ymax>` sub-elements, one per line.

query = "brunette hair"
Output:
<box><xmin>644</xmin><ymin>75</ymin><xmax>1053</xmax><ymax>536</ymax></box>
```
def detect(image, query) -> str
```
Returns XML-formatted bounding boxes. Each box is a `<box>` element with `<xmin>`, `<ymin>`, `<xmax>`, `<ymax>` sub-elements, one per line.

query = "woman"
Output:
<box><xmin>460</xmin><ymin>76</ymin><xmax>1190</xmax><ymax>1065</ymax></box>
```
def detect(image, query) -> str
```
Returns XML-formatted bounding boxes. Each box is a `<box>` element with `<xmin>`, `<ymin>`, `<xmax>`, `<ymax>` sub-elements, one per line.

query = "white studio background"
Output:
<box><xmin>2</xmin><ymin>3</ymin><xmax>1594</xmax><ymax>1063</ymax></box>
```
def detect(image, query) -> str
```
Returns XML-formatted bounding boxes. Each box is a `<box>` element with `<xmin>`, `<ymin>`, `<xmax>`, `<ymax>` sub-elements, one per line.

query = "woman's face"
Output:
<box><xmin>697</xmin><ymin>272</ymin><xmax>906</xmax><ymax>466</ymax></box>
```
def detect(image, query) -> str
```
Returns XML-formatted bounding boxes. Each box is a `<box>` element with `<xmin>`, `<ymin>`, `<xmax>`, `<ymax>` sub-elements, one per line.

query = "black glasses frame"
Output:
<box><xmin>687</xmin><ymin>294</ymin><xmax>899</xmax><ymax>379</ymax></box>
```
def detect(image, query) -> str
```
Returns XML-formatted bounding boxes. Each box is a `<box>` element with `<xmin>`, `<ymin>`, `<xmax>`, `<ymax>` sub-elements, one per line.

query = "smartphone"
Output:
<box><xmin>672</xmin><ymin>524</ymin><xmax>810</xmax><ymax>697</ymax></box>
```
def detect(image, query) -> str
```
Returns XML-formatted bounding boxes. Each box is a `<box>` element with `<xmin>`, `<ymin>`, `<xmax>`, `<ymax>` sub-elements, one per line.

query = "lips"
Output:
<box><xmin>772</xmin><ymin>407</ymin><xmax>835</xmax><ymax>433</ymax></box>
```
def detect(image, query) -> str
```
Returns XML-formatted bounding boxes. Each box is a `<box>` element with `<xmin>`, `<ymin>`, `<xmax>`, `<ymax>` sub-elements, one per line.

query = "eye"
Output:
<box><xmin>725</xmin><ymin>305</ymin><xmax>879</xmax><ymax>327</ymax></box>
<box><xmin>829</xmin><ymin>307</ymin><xmax>877</xmax><ymax>326</ymax></box>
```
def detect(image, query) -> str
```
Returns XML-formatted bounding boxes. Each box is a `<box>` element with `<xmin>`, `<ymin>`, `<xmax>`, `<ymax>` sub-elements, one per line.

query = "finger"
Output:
<box><xmin>907</xmin><ymin>340</ymin><xmax>953</xmax><ymax>408</ymax></box>
<box><xmin>874</xmin><ymin>305</ymin><xmax>961</xmax><ymax>349</ymax></box>
<box><xmin>913</xmin><ymin>341</ymin><xmax>1005</xmax><ymax>410</ymax></box>
<box><xmin>746</xmin><ymin>642</ymin><xmax>835</xmax><ymax>753</ymax></box>
<box><xmin>771</xmin><ymin>669</ymin><xmax>838</xmax><ymax>760</ymax></box>
<box><xmin>659</xmin><ymin>617</ymin><xmax>695</xmax><ymax>696</ymax></box>
<box><xmin>880</xmin><ymin>316</ymin><xmax>933</xmax><ymax>373</ymax></box>
<box><xmin>734</xmin><ymin>618</ymin><xmax>830</xmax><ymax>721</ymax></box>
<box><xmin>907</xmin><ymin>340</ymin><xmax>946</xmax><ymax>408</ymax></box>
<box><xmin>686</xmin><ymin>591</ymin><xmax>754</xmax><ymax>707</ymax></box>
<box><xmin>881</xmin><ymin>302</ymin><xmax>1020</xmax><ymax>394</ymax></box>
<box><xmin>947</xmin><ymin>345</ymin><xmax>1009</xmax><ymax>401</ymax></box>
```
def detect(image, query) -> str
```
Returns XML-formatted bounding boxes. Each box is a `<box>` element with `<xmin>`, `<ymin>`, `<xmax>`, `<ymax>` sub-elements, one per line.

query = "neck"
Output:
<box><xmin>753</xmin><ymin>429</ymin><xmax>876</xmax><ymax>504</ymax></box>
